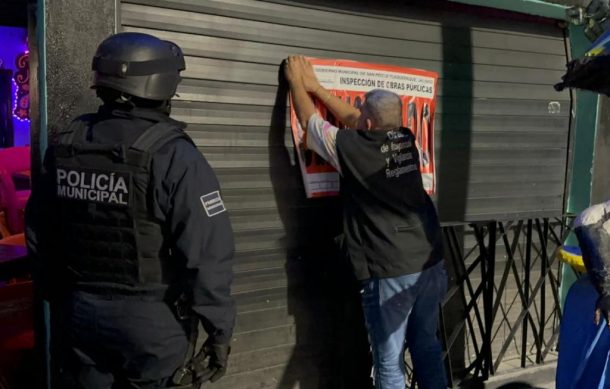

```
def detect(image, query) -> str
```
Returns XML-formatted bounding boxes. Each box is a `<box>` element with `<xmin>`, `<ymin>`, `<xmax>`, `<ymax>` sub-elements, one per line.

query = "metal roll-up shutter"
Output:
<box><xmin>120</xmin><ymin>1</ymin><xmax>570</xmax><ymax>387</ymax></box>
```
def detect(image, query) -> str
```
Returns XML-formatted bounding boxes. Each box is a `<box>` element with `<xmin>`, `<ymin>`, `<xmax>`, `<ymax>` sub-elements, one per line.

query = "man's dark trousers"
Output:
<box><xmin>56</xmin><ymin>291</ymin><xmax>189</xmax><ymax>389</ymax></box>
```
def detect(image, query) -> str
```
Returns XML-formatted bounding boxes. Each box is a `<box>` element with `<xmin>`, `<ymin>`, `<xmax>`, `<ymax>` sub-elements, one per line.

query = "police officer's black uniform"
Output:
<box><xmin>26</xmin><ymin>33</ymin><xmax>235</xmax><ymax>389</ymax></box>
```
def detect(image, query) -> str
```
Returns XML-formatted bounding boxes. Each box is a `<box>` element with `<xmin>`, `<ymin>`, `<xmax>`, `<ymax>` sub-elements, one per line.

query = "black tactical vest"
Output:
<box><xmin>47</xmin><ymin>115</ymin><xmax>192</xmax><ymax>294</ymax></box>
<box><xmin>336</xmin><ymin>127</ymin><xmax>443</xmax><ymax>280</ymax></box>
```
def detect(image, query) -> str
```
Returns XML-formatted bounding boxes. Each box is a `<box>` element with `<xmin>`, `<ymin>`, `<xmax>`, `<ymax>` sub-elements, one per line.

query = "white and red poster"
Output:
<box><xmin>289</xmin><ymin>58</ymin><xmax>438</xmax><ymax>198</ymax></box>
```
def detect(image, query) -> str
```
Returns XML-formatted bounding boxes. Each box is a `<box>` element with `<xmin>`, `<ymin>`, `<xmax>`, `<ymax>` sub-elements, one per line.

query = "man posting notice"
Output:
<box><xmin>284</xmin><ymin>55</ymin><xmax>448</xmax><ymax>389</ymax></box>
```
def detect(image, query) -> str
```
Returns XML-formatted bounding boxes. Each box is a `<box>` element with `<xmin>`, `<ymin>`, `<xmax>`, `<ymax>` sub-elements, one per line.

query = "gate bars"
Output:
<box><xmin>437</xmin><ymin>217</ymin><xmax>572</xmax><ymax>387</ymax></box>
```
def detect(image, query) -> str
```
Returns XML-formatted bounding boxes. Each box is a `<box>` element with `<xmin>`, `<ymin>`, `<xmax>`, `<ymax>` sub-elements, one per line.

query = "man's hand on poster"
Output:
<box><xmin>284</xmin><ymin>55</ymin><xmax>318</xmax><ymax>133</ymax></box>
<box><xmin>283</xmin><ymin>56</ymin><xmax>301</xmax><ymax>86</ymax></box>
<box><xmin>284</xmin><ymin>56</ymin><xmax>320</xmax><ymax>92</ymax></box>
<box><xmin>298</xmin><ymin>57</ymin><xmax>322</xmax><ymax>93</ymax></box>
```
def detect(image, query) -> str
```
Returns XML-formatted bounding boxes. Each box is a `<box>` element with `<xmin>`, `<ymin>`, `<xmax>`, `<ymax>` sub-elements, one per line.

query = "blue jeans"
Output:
<box><xmin>361</xmin><ymin>261</ymin><xmax>448</xmax><ymax>389</ymax></box>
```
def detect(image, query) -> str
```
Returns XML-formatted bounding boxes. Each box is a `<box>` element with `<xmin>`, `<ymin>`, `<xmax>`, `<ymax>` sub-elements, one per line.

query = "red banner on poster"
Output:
<box><xmin>289</xmin><ymin>58</ymin><xmax>438</xmax><ymax>198</ymax></box>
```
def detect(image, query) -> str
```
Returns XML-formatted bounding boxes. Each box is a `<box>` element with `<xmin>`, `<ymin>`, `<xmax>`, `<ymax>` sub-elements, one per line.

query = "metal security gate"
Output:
<box><xmin>119</xmin><ymin>1</ymin><xmax>570</xmax><ymax>388</ymax></box>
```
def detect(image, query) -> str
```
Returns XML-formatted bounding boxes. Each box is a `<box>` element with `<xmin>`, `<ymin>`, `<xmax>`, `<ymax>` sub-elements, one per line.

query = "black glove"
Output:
<box><xmin>596</xmin><ymin>294</ymin><xmax>610</xmax><ymax>328</ymax></box>
<box><xmin>188</xmin><ymin>339</ymin><xmax>231</xmax><ymax>383</ymax></box>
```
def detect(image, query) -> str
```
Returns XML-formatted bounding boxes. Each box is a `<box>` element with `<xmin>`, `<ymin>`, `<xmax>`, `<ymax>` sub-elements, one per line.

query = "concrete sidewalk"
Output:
<box><xmin>483</xmin><ymin>361</ymin><xmax>556</xmax><ymax>389</ymax></box>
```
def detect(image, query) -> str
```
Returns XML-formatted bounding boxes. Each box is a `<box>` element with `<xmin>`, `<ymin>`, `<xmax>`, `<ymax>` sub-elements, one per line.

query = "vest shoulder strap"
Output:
<box><xmin>130</xmin><ymin>121</ymin><xmax>194</xmax><ymax>154</ymax></box>
<box><xmin>57</xmin><ymin>114</ymin><xmax>96</xmax><ymax>145</ymax></box>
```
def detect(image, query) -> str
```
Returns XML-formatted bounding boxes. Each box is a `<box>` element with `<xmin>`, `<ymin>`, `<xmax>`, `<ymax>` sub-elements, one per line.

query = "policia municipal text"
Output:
<box><xmin>285</xmin><ymin>55</ymin><xmax>448</xmax><ymax>389</ymax></box>
<box><xmin>26</xmin><ymin>33</ymin><xmax>235</xmax><ymax>388</ymax></box>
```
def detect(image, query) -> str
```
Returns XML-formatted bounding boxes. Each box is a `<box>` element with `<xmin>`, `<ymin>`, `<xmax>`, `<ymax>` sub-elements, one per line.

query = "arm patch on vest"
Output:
<box><xmin>200</xmin><ymin>191</ymin><xmax>226</xmax><ymax>217</ymax></box>
<box><xmin>56</xmin><ymin>167</ymin><xmax>131</xmax><ymax>207</ymax></box>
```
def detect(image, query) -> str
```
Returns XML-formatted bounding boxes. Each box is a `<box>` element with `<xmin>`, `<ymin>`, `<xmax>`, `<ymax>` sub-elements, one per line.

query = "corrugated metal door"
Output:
<box><xmin>120</xmin><ymin>1</ymin><xmax>570</xmax><ymax>387</ymax></box>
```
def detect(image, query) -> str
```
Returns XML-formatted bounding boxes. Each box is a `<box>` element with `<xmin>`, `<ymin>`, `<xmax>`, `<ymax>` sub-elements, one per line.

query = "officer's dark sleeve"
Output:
<box><xmin>153</xmin><ymin>139</ymin><xmax>236</xmax><ymax>345</ymax></box>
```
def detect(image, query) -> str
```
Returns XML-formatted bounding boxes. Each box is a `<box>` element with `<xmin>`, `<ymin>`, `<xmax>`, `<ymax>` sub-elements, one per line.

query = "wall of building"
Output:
<box><xmin>43</xmin><ymin>0</ymin><xmax>115</xmax><ymax>139</ymax></box>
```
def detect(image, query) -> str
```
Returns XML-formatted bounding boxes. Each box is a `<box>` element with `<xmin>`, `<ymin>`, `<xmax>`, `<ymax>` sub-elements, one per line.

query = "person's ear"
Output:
<box><xmin>366</xmin><ymin>118</ymin><xmax>373</xmax><ymax>130</ymax></box>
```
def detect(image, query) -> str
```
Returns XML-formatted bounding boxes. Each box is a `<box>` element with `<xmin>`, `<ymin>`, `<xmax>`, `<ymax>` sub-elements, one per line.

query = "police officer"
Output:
<box><xmin>26</xmin><ymin>32</ymin><xmax>235</xmax><ymax>388</ymax></box>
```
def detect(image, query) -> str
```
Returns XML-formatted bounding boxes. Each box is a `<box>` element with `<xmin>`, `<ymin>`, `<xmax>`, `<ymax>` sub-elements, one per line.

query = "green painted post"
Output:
<box><xmin>560</xmin><ymin>24</ymin><xmax>598</xmax><ymax>309</ymax></box>
<box><xmin>35</xmin><ymin>1</ymin><xmax>51</xmax><ymax>387</ymax></box>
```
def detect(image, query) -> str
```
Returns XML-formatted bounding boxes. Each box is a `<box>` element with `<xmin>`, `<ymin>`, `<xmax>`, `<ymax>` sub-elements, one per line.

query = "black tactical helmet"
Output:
<box><xmin>92</xmin><ymin>32</ymin><xmax>186</xmax><ymax>101</ymax></box>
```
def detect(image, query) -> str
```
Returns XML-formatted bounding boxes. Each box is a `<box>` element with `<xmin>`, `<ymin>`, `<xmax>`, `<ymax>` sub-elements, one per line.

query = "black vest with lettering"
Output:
<box><xmin>46</xmin><ymin>115</ymin><xmax>192</xmax><ymax>296</ymax></box>
<box><xmin>336</xmin><ymin>127</ymin><xmax>443</xmax><ymax>280</ymax></box>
